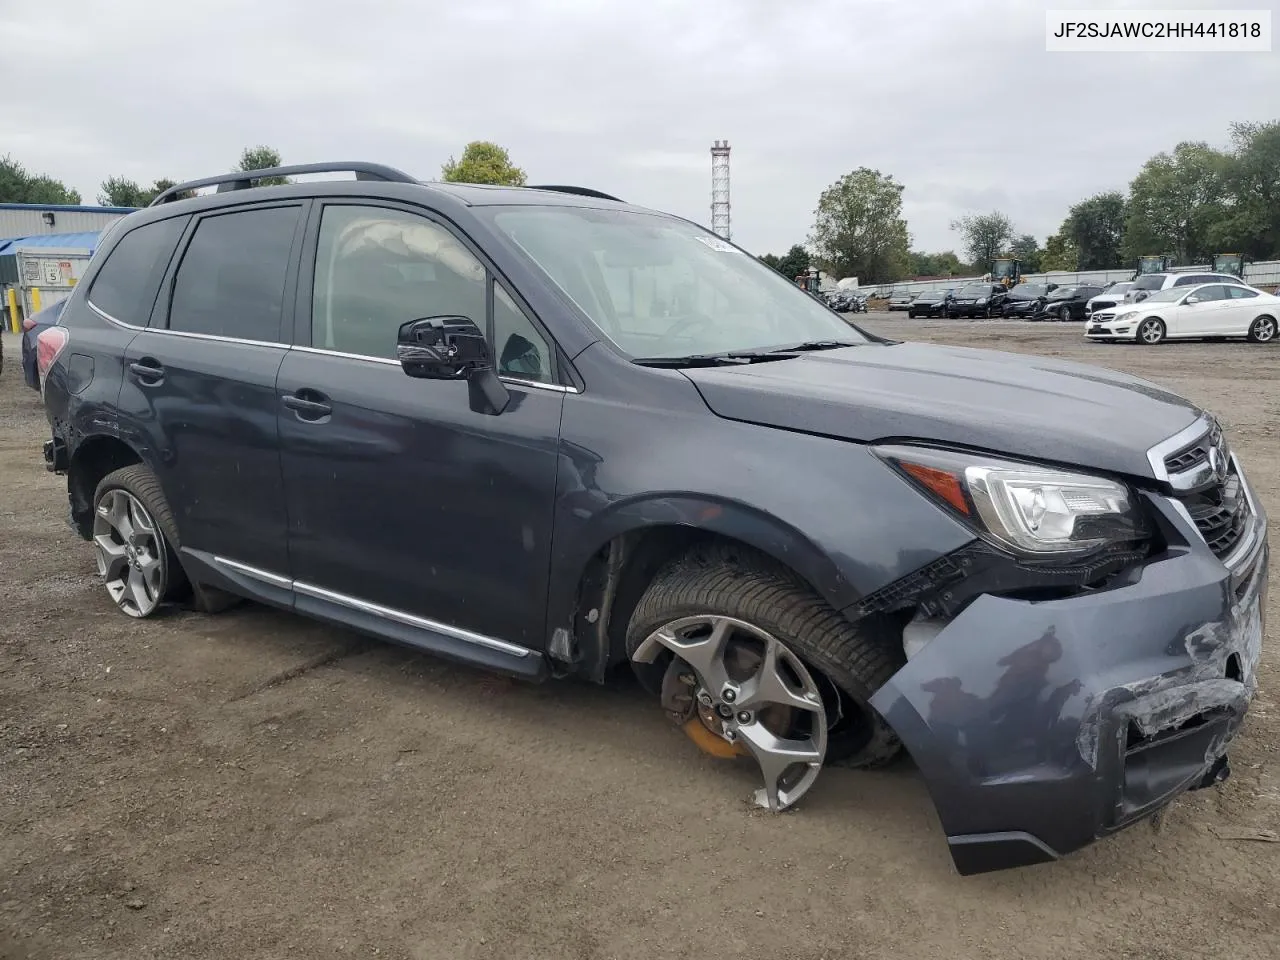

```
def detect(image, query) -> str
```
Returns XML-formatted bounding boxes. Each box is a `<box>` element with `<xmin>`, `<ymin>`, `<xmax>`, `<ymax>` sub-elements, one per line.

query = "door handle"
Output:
<box><xmin>282</xmin><ymin>392</ymin><xmax>332</xmax><ymax>421</ymax></box>
<box><xmin>128</xmin><ymin>360</ymin><xmax>164</xmax><ymax>383</ymax></box>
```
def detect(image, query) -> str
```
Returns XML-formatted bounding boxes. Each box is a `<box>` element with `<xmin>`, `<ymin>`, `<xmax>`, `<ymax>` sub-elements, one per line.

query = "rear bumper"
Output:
<box><xmin>870</xmin><ymin>488</ymin><xmax>1268</xmax><ymax>875</ymax></box>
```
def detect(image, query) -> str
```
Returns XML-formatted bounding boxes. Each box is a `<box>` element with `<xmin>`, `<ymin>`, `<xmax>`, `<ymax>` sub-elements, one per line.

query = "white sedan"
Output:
<box><xmin>1085</xmin><ymin>282</ymin><xmax>1279</xmax><ymax>345</ymax></box>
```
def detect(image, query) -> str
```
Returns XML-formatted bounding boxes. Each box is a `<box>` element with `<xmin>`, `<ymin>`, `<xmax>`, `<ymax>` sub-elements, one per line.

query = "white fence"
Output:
<box><xmin>859</xmin><ymin>260</ymin><xmax>1280</xmax><ymax>297</ymax></box>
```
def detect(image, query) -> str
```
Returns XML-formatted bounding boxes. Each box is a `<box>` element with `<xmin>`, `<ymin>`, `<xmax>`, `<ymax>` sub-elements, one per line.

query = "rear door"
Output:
<box><xmin>116</xmin><ymin>202</ymin><xmax>306</xmax><ymax>578</ymax></box>
<box><xmin>1223</xmin><ymin>285</ymin><xmax>1264</xmax><ymax>334</ymax></box>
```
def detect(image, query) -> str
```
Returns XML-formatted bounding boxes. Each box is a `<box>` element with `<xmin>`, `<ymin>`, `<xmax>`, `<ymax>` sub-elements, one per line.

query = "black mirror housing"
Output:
<box><xmin>395</xmin><ymin>315</ymin><xmax>510</xmax><ymax>416</ymax></box>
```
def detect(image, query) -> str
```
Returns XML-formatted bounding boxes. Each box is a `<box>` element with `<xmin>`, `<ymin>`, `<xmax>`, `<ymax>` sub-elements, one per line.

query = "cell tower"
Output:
<box><xmin>710</xmin><ymin>140</ymin><xmax>731</xmax><ymax>240</ymax></box>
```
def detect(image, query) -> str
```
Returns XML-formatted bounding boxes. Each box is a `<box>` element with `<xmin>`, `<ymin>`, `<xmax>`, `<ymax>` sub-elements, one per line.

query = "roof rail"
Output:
<box><xmin>149</xmin><ymin>162</ymin><xmax>418</xmax><ymax>206</ymax></box>
<box><xmin>526</xmin><ymin>185</ymin><xmax>624</xmax><ymax>202</ymax></box>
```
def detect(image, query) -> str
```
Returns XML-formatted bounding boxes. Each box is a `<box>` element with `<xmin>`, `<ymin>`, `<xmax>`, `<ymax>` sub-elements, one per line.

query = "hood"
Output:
<box><xmin>681</xmin><ymin>342</ymin><xmax>1201</xmax><ymax>479</ymax></box>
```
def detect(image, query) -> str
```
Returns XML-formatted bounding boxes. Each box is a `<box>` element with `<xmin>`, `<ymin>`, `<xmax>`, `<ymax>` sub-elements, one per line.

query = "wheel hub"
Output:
<box><xmin>635</xmin><ymin>614</ymin><xmax>829</xmax><ymax>811</ymax></box>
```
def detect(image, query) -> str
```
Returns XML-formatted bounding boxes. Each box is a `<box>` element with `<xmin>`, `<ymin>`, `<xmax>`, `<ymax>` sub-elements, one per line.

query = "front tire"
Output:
<box><xmin>627</xmin><ymin>545</ymin><xmax>903</xmax><ymax>808</ymax></box>
<box><xmin>1137</xmin><ymin>317</ymin><xmax>1166</xmax><ymax>344</ymax></box>
<box><xmin>1248</xmin><ymin>315</ymin><xmax>1276</xmax><ymax>343</ymax></box>
<box><xmin>1058</xmin><ymin>305</ymin><xmax>1071</xmax><ymax>322</ymax></box>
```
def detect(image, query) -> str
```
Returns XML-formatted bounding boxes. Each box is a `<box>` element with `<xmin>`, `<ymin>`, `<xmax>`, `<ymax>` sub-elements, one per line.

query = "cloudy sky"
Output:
<box><xmin>3</xmin><ymin>0</ymin><xmax>1276</xmax><ymax>257</ymax></box>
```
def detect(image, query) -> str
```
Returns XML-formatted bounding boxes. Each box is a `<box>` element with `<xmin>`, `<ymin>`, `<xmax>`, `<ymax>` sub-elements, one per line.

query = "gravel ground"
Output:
<box><xmin>2</xmin><ymin>318</ymin><xmax>1278</xmax><ymax>960</ymax></box>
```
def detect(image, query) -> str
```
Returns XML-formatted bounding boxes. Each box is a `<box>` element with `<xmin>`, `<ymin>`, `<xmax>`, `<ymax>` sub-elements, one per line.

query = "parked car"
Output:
<box><xmin>907</xmin><ymin>289</ymin><xmax>953</xmax><ymax>319</ymax></box>
<box><xmin>1037</xmin><ymin>284</ymin><xmax>1105</xmax><ymax>321</ymax></box>
<box><xmin>1000</xmin><ymin>282</ymin><xmax>1055</xmax><ymax>318</ymax></box>
<box><xmin>1125</xmin><ymin>272</ymin><xmax>1247</xmax><ymax>304</ymax></box>
<box><xmin>39</xmin><ymin>161</ymin><xmax>1268</xmax><ymax>877</ymax></box>
<box><xmin>20</xmin><ymin>300</ymin><xmax>67</xmax><ymax>391</ymax></box>
<box><xmin>887</xmin><ymin>291</ymin><xmax>916</xmax><ymax>311</ymax></box>
<box><xmin>1087</xmin><ymin>282</ymin><xmax>1280</xmax><ymax>344</ymax></box>
<box><xmin>946</xmin><ymin>282</ymin><xmax>1007</xmax><ymax>319</ymax></box>
<box><xmin>1085</xmin><ymin>281</ymin><xmax>1134</xmax><ymax>317</ymax></box>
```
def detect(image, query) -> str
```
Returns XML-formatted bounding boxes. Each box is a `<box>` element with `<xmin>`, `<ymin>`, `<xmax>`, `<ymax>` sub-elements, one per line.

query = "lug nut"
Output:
<box><xmin>716</xmin><ymin>704</ymin><xmax>734</xmax><ymax>719</ymax></box>
<box><xmin>697</xmin><ymin>691</ymin><xmax>714</xmax><ymax>706</ymax></box>
<box><xmin>737</xmin><ymin>711</ymin><xmax>752</xmax><ymax>724</ymax></box>
<box><xmin>722</xmin><ymin>688</ymin><xmax>737</xmax><ymax>703</ymax></box>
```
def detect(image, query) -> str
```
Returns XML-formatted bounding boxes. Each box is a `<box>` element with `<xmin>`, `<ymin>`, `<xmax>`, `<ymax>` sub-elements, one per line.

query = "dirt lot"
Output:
<box><xmin>2</xmin><ymin>318</ymin><xmax>1278</xmax><ymax>960</ymax></box>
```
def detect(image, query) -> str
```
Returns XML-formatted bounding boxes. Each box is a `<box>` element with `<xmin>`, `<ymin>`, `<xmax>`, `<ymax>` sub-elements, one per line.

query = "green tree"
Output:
<box><xmin>1212</xmin><ymin>121</ymin><xmax>1280</xmax><ymax>259</ymax></box>
<box><xmin>146</xmin><ymin>178</ymin><xmax>195</xmax><ymax>203</ymax></box>
<box><xmin>238</xmin><ymin>145</ymin><xmax>290</xmax><ymax>185</ymax></box>
<box><xmin>1041</xmin><ymin>232</ymin><xmax>1080</xmax><ymax>271</ymax></box>
<box><xmin>758</xmin><ymin>252</ymin><xmax>782</xmax><ymax>271</ymax></box>
<box><xmin>1059</xmin><ymin>191</ymin><xmax>1126</xmax><ymax>269</ymax></box>
<box><xmin>98</xmin><ymin>176</ymin><xmax>149</xmax><ymax>207</ymax></box>
<box><xmin>1121</xmin><ymin>141</ymin><xmax>1227</xmax><ymax>265</ymax></box>
<box><xmin>808</xmin><ymin>167</ymin><xmax>911</xmax><ymax>283</ymax></box>
<box><xmin>1008</xmin><ymin>234</ymin><xmax>1043</xmax><ymax>273</ymax></box>
<box><xmin>0</xmin><ymin>155</ymin><xmax>81</xmax><ymax>204</ymax></box>
<box><xmin>950</xmin><ymin>211</ymin><xmax>1015</xmax><ymax>269</ymax></box>
<box><xmin>776</xmin><ymin>244</ymin><xmax>811</xmax><ymax>280</ymax></box>
<box><xmin>441</xmin><ymin>141</ymin><xmax>527</xmax><ymax>186</ymax></box>
<box><xmin>908</xmin><ymin>250</ymin><xmax>964</xmax><ymax>277</ymax></box>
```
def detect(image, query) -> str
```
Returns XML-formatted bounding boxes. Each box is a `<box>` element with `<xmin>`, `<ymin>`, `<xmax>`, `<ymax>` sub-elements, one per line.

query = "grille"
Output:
<box><xmin>1162</xmin><ymin>422</ymin><xmax>1223</xmax><ymax>475</ymax></box>
<box><xmin>1176</xmin><ymin>462</ymin><xmax>1250</xmax><ymax>559</ymax></box>
<box><xmin>1091</xmin><ymin>299</ymin><xmax>1116</xmax><ymax>312</ymax></box>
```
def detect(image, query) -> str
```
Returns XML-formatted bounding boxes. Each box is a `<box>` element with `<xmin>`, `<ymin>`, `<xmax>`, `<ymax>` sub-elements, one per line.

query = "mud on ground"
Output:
<box><xmin>1</xmin><ymin>320</ymin><xmax>1278</xmax><ymax>960</ymax></box>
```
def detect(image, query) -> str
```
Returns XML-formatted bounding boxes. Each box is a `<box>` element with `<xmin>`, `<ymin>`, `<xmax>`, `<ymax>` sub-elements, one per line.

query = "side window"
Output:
<box><xmin>493</xmin><ymin>282</ymin><xmax>553</xmax><ymax>383</ymax></box>
<box><xmin>1228</xmin><ymin>286</ymin><xmax>1259</xmax><ymax>299</ymax></box>
<box><xmin>87</xmin><ymin>216</ymin><xmax>188</xmax><ymax>323</ymax></box>
<box><xmin>169</xmin><ymin>206</ymin><xmax>300</xmax><ymax>342</ymax></box>
<box><xmin>1173</xmin><ymin>275</ymin><xmax>1197</xmax><ymax>286</ymax></box>
<box><xmin>1193</xmin><ymin>285</ymin><xmax>1228</xmax><ymax>301</ymax></box>
<box><xmin>312</xmin><ymin>205</ymin><xmax>486</xmax><ymax>360</ymax></box>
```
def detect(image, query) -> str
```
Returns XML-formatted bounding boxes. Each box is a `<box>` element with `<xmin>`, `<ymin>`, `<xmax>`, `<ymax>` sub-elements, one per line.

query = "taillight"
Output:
<box><xmin>22</xmin><ymin>317</ymin><xmax>37</xmax><ymax>331</ymax></box>
<box><xmin>36</xmin><ymin>326</ymin><xmax>70</xmax><ymax>382</ymax></box>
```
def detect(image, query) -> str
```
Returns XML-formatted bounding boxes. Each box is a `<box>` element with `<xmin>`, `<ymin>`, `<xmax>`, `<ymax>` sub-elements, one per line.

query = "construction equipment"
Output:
<box><xmin>1136</xmin><ymin>255</ymin><xmax>1172</xmax><ymax>276</ymax></box>
<box><xmin>990</xmin><ymin>258</ymin><xmax>1021</xmax><ymax>288</ymax></box>
<box><xmin>1211</xmin><ymin>253</ymin><xmax>1246</xmax><ymax>278</ymax></box>
<box><xmin>795</xmin><ymin>266</ymin><xmax>822</xmax><ymax>295</ymax></box>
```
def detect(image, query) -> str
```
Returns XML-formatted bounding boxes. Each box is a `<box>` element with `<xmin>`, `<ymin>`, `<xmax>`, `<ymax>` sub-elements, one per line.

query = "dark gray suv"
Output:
<box><xmin>37</xmin><ymin>163</ymin><xmax>1268</xmax><ymax>876</ymax></box>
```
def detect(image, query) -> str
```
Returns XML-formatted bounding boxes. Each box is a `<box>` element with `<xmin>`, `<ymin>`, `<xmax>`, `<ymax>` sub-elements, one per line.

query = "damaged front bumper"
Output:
<box><xmin>869</xmin><ymin>487</ymin><xmax>1268</xmax><ymax>876</ymax></box>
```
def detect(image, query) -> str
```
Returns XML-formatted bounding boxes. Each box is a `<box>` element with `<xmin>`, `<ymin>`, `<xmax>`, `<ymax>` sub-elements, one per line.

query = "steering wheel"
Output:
<box><xmin>661</xmin><ymin>312</ymin><xmax>719</xmax><ymax>341</ymax></box>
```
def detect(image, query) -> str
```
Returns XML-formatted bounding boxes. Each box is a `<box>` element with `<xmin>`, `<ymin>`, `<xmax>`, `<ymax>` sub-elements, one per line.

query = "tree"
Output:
<box><xmin>777</xmin><ymin>244</ymin><xmax>811</xmax><ymax>280</ymax></box>
<box><xmin>98</xmin><ymin>176</ymin><xmax>149</xmax><ymax>207</ymax></box>
<box><xmin>950</xmin><ymin>211</ymin><xmax>1014</xmax><ymax>269</ymax></box>
<box><xmin>0</xmin><ymin>155</ymin><xmax>81</xmax><ymax>205</ymax></box>
<box><xmin>1059</xmin><ymin>191</ymin><xmax>1126</xmax><ymax>270</ymax></box>
<box><xmin>808</xmin><ymin>167</ymin><xmax>911</xmax><ymax>283</ymax></box>
<box><xmin>908</xmin><ymin>250</ymin><xmax>964</xmax><ymax>277</ymax></box>
<box><xmin>238</xmin><ymin>145</ymin><xmax>290</xmax><ymax>185</ymax></box>
<box><xmin>1041</xmin><ymin>232</ymin><xmax>1079</xmax><ymax>272</ymax></box>
<box><xmin>441</xmin><ymin>141</ymin><xmax>527</xmax><ymax>186</ymax></box>
<box><xmin>1121</xmin><ymin>141</ymin><xmax>1227</xmax><ymax>265</ymax></box>
<box><xmin>1212</xmin><ymin>121</ymin><xmax>1280</xmax><ymax>259</ymax></box>
<box><xmin>147</xmin><ymin>178</ymin><xmax>195</xmax><ymax>203</ymax></box>
<box><xmin>1008</xmin><ymin>234</ymin><xmax>1042</xmax><ymax>273</ymax></box>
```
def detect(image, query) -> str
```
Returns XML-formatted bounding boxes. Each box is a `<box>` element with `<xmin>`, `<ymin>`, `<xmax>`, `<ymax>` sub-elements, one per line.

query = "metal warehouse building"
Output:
<box><xmin>0</xmin><ymin>203</ymin><xmax>136</xmax><ymax>329</ymax></box>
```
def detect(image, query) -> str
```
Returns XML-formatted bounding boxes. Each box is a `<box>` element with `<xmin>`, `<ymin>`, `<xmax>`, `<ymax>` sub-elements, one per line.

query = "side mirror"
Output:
<box><xmin>395</xmin><ymin>315</ymin><xmax>510</xmax><ymax>416</ymax></box>
<box><xmin>1184</xmin><ymin>295</ymin><xmax>1200</xmax><ymax>304</ymax></box>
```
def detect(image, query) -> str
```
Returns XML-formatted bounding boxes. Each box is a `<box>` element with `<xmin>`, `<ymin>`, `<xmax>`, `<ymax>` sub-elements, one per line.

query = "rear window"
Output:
<box><xmin>168</xmin><ymin>206</ymin><xmax>301</xmax><ymax>342</ymax></box>
<box><xmin>87</xmin><ymin>216</ymin><xmax>189</xmax><ymax>324</ymax></box>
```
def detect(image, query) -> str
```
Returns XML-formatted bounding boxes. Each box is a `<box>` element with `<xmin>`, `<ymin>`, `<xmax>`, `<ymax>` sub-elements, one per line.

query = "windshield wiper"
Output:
<box><xmin>771</xmin><ymin>339</ymin><xmax>862</xmax><ymax>352</ymax></box>
<box><xmin>632</xmin><ymin>350</ymin><xmax>788</xmax><ymax>368</ymax></box>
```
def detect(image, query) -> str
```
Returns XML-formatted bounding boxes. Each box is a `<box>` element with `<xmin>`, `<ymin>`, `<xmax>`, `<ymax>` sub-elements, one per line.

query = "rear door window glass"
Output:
<box><xmin>87</xmin><ymin>216</ymin><xmax>189</xmax><ymax>324</ymax></box>
<box><xmin>168</xmin><ymin>206</ymin><xmax>301</xmax><ymax>342</ymax></box>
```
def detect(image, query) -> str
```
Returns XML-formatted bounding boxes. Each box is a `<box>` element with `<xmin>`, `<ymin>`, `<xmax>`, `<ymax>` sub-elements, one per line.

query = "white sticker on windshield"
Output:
<box><xmin>693</xmin><ymin>235</ymin><xmax>740</xmax><ymax>253</ymax></box>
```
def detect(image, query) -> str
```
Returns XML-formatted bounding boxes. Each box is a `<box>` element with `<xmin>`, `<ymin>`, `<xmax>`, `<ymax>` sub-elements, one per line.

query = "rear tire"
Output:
<box><xmin>1059</xmin><ymin>305</ymin><xmax>1071</xmax><ymax>322</ymax></box>
<box><xmin>1247</xmin><ymin>315</ymin><xmax>1276</xmax><ymax>343</ymax></box>
<box><xmin>627</xmin><ymin>545</ymin><xmax>903</xmax><ymax>769</ymax></box>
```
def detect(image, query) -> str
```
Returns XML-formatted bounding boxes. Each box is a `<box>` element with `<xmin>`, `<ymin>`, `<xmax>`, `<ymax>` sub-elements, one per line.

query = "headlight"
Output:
<box><xmin>976</xmin><ymin>298</ymin><xmax>987</xmax><ymax>305</ymax></box>
<box><xmin>873</xmin><ymin>445</ymin><xmax>1146</xmax><ymax>556</ymax></box>
<box><xmin>1115</xmin><ymin>311</ymin><xmax>1137</xmax><ymax>322</ymax></box>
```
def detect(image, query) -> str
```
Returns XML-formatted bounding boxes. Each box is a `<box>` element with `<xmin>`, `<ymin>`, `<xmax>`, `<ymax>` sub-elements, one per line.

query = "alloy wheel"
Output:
<box><xmin>1139</xmin><ymin>318</ymin><xmax>1165</xmax><ymax>344</ymax></box>
<box><xmin>92</xmin><ymin>488</ymin><xmax>167</xmax><ymax>617</ymax></box>
<box><xmin>1251</xmin><ymin>316</ymin><xmax>1276</xmax><ymax>342</ymax></box>
<box><xmin>632</xmin><ymin>614</ymin><xmax>828</xmax><ymax>811</ymax></box>
<box><xmin>1059</xmin><ymin>306</ymin><xmax>1071</xmax><ymax>322</ymax></box>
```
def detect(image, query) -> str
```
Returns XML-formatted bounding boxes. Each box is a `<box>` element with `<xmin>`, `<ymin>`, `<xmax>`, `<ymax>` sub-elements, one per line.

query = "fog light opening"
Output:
<box><xmin>1226</xmin><ymin>654</ymin><xmax>1243</xmax><ymax>683</ymax></box>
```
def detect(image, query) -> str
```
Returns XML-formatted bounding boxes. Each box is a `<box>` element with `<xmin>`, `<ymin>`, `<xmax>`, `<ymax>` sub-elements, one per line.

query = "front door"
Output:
<box><xmin>1180</xmin><ymin>284</ymin><xmax>1231</xmax><ymax>335</ymax></box>
<box><xmin>116</xmin><ymin>202</ymin><xmax>305</xmax><ymax>576</ymax></box>
<box><xmin>276</xmin><ymin>201</ymin><xmax>566</xmax><ymax>652</ymax></box>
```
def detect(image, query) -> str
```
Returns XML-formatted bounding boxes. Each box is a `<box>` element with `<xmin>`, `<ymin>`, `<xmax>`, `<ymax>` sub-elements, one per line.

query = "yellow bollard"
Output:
<box><xmin>31</xmin><ymin>287</ymin><xmax>42</xmax><ymax>314</ymax></box>
<box><xmin>6</xmin><ymin>288</ymin><xmax>18</xmax><ymax>334</ymax></box>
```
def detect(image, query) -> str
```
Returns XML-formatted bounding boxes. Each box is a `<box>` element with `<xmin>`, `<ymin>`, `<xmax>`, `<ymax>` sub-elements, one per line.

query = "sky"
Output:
<box><xmin>2</xmin><ymin>0</ymin><xmax>1277</xmax><ymax>258</ymax></box>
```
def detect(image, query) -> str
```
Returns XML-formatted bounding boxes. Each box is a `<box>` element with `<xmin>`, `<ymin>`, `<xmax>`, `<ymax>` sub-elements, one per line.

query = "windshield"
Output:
<box><xmin>1132</xmin><ymin>275</ymin><xmax>1166</xmax><ymax>290</ymax></box>
<box><xmin>484</xmin><ymin>206</ymin><xmax>869</xmax><ymax>358</ymax></box>
<box><xmin>1134</xmin><ymin>287</ymin><xmax>1187</xmax><ymax>304</ymax></box>
<box><xmin>1009</xmin><ymin>284</ymin><xmax>1046</xmax><ymax>298</ymax></box>
<box><xmin>1047</xmin><ymin>287</ymin><xmax>1076</xmax><ymax>299</ymax></box>
<box><xmin>1103</xmin><ymin>282</ymin><xmax>1133</xmax><ymax>294</ymax></box>
<box><xmin>957</xmin><ymin>284</ymin><xmax>989</xmax><ymax>297</ymax></box>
